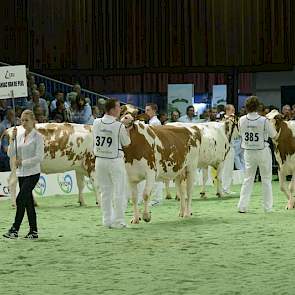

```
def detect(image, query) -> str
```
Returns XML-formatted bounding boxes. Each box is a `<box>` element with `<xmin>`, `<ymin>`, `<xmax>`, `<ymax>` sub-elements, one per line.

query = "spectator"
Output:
<box><xmin>33</xmin><ymin>105</ymin><xmax>47</xmax><ymax>123</ymax></box>
<box><xmin>26</xmin><ymin>90</ymin><xmax>49</xmax><ymax>119</ymax></box>
<box><xmin>88</xmin><ymin>106</ymin><xmax>102</xmax><ymax>124</ymax></box>
<box><xmin>50</xmin><ymin>91</ymin><xmax>67</xmax><ymax>112</ymax></box>
<box><xmin>38</xmin><ymin>83</ymin><xmax>53</xmax><ymax>102</ymax></box>
<box><xmin>208</xmin><ymin>107</ymin><xmax>218</xmax><ymax>121</ymax></box>
<box><xmin>0</xmin><ymin>109</ymin><xmax>20</xmax><ymax>136</ymax></box>
<box><xmin>73</xmin><ymin>83</ymin><xmax>82</xmax><ymax>96</ymax></box>
<box><xmin>170</xmin><ymin>110</ymin><xmax>180</xmax><ymax>122</ymax></box>
<box><xmin>72</xmin><ymin>95</ymin><xmax>92</xmax><ymax>124</ymax></box>
<box><xmin>50</xmin><ymin>100</ymin><xmax>66</xmax><ymax>123</ymax></box>
<box><xmin>158</xmin><ymin>112</ymin><xmax>168</xmax><ymax>125</ymax></box>
<box><xmin>178</xmin><ymin>105</ymin><xmax>201</xmax><ymax>123</ymax></box>
<box><xmin>216</xmin><ymin>104</ymin><xmax>225</xmax><ymax>120</ymax></box>
<box><xmin>0</xmin><ymin>100</ymin><xmax>8</xmax><ymax>121</ymax></box>
<box><xmin>0</xmin><ymin>135</ymin><xmax>10</xmax><ymax>172</ymax></box>
<box><xmin>282</xmin><ymin>104</ymin><xmax>292</xmax><ymax>120</ymax></box>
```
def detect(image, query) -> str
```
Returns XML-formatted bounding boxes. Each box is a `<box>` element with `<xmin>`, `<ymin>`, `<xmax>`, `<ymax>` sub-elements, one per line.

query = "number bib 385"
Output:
<box><xmin>240</xmin><ymin>115</ymin><xmax>267</xmax><ymax>150</ymax></box>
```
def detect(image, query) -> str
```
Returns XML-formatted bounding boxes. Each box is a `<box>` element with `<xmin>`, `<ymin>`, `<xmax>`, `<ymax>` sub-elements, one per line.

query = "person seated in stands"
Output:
<box><xmin>38</xmin><ymin>83</ymin><xmax>53</xmax><ymax>102</ymax></box>
<box><xmin>50</xmin><ymin>90</ymin><xmax>68</xmax><ymax>113</ymax></box>
<box><xmin>282</xmin><ymin>104</ymin><xmax>292</xmax><ymax>120</ymax></box>
<box><xmin>0</xmin><ymin>109</ymin><xmax>20</xmax><ymax>136</ymax></box>
<box><xmin>88</xmin><ymin>105</ymin><xmax>103</xmax><ymax>124</ymax></box>
<box><xmin>33</xmin><ymin>105</ymin><xmax>48</xmax><ymax>123</ymax></box>
<box><xmin>50</xmin><ymin>100</ymin><xmax>66</xmax><ymax>123</ymax></box>
<box><xmin>170</xmin><ymin>110</ymin><xmax>180</xmax><ymax>122</ymax></box>
<box><xmin>26</xmin><ymin>90</ymin><xmax>49</xmax><ymax>118</ymax></box>
<box><xmin>0</xmin><ymin>100</ymin><xmax>8</xmax><ymax>121</ymax></box>
<box><xmin>72</xmin><ymin>95</ymin><xmax>92</xmax><ymax>124</ymax></box>
<box><xmin>178</xmin><ymin>105</ymin><xmax>200</xmax><ymax>123</ymax></box>
<box><xmin>158</xmin><ymin>112</ymin><xmax>168</xmax><ymax>125</ymax></box>
<box><xmin>0</xmin><ymin>135</ymin><xmax>10</xmax><ymax>172</ymax></box>
<box><xmin>73</xmin><ymin>83</ymin><xmax>82</xmax><ymax>96</ymax></box>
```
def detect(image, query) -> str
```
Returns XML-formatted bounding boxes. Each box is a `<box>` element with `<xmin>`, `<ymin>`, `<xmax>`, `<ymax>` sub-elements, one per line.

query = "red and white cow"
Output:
<box><xmin>266</xmin><ymin>110</ymin><xmax>295</xmax><ymax>209</ymax></box>
<box><xmin>121</xmin><ymin>116</ymin><xmax>202</xmax><ymax>223</ymax></box>
<box><xmin>168</xmin><ymin>115</ymin><xmax>239</xmax><ymax>199</ymax></box>
<box><xmin>5</xmin><ymin>123</ymin><xmax>100</xmax><ymax>207</ymax></box>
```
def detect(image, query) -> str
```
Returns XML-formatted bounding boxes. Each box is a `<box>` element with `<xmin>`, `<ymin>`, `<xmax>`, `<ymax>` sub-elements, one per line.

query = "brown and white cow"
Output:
<box><xmin>121</xmin><ymin>117</ymin><xmax>202</xmax><ymax>223</ymax></box>
<box><xmin>266</xmin><ymin>110</ymin><xmax>295</xmax><ymax>209</ymax></box>
<box><xmin>168</xmin><ymin>115</ymin><xmax>239</xmax><ymax>199</ymax></box>
<box><xmin>5</xmin><ymin>123</ymin><xmax>100</xmax><ymax>207</ymax></box>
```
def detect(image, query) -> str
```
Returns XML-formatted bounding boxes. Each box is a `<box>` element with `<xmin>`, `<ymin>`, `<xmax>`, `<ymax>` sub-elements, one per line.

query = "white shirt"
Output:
<box><xmin>149</xmin><ymin>116</ymin><xmax>161</xmax><ymax>126</ymax></box>
<box><xmin>8</xmin><ymin>129</ymin><xmax>44</xmax><ymax>177</ymax></box>
<box><xmin>93</xmin><ymin>114</ymin><xmax>130</xmax><ymax>158</ymax></box>
<box><xmin>178</xmin><ymin>115</ymin><xmax>202</xmax><ymax>123</ymax></box>
<box><xmin>239</xmin><ymin>112</ymin><xmax>277</xmax><ymax>150</ymax></box>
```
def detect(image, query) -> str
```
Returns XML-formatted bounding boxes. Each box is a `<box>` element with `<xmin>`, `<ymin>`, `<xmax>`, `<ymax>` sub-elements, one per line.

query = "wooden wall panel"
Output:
<box><xmin>1</xmin><ymin>0</ymin><xmax>294</xmax><ymax>94</ymax></box>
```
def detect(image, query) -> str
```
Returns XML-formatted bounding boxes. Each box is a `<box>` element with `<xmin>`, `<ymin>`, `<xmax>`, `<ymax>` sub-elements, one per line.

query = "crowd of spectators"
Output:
<box><xmin>0</xmin><ymin>69</ymin><xmax>294</xmax><ymax>173</ymax></box>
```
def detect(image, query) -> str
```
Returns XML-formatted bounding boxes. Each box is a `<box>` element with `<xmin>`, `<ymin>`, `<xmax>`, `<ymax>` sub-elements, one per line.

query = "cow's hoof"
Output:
<box><xmin>142</xmin><ymin>212</ymin><xmax>151</xmax><ymax>223</ymax></box>
<box><xmin>200</xmin><ymin>192</ymin><xmax>207</xmax><ymax>199</ymax></box>
<box><xmin>216</xmin><ymin>193</ymin><xmax>222</xmax><ymax>198</ymax></box>
<box><xmin>78</xmin><ymin>201</ymin><xmax>86</xmax><ymax>207</ymax></box>
<box><xmin>175</xmin><ymin>195</ymin><xmax>180</xmax><ymax>201</ymax></box>
<box><xmin>131</xmin><ymin>217</ymin><xmax>140</xmax><ymax>224</ymax></box>
<box><xmin>179</xmin><ymin>211</ymin><xmax>184</xmax><ymax>218</ymax></box>
<box><xmin>165</xmin><ymin>194</ymin><xmax>172</xmax><ymax>200</ymax></box>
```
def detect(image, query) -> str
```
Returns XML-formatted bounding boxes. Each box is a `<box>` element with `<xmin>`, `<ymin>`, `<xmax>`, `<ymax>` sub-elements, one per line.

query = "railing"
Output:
<box><xmin>0</xmin><ymin>62</ymin><xmax>121</xmax><ymax>107</ymax></box>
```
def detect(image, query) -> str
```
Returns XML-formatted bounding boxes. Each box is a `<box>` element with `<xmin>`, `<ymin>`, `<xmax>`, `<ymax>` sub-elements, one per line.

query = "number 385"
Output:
<box><xmin>96</xmin><ymin>136</ymin><xmax>112</xmax><ymax>147</ymax></box>
<box><xmin>245</xmin><ymin>132</ymin><xmax>259</xmax><ymax>142</ymax></box>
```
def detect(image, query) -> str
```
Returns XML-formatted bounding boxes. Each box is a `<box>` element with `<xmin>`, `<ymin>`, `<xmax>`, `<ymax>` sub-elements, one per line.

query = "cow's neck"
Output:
<box><xmin>224</xmin><ymin>121</ymin><xmax>234</xmax><ymax>143</ymax></box>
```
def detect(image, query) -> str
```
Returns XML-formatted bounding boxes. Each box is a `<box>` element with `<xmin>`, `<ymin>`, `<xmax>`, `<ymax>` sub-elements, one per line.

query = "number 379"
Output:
<box><xmin>96</xmin><ymin>136</ymin><xmax>112</xmax><ymax>147</ymax></box>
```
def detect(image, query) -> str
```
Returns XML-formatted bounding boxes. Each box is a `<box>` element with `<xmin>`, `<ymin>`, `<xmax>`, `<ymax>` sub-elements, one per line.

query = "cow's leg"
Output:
<box><xmin>289</xmin><ymin>173</ymin><xmax>295</xmax><ymax>209</ymax></box>
<box><xmin>200</xmin><ymin>168</ymin><xmax>208</xmax><ymax>199</ymax></box>
<box><xmin>130</xmin><ymin>182</ymin><xmax>141</xmax><ymax>224</ymax></box>
<box><xmin>278</xmin><ymin>169</ymin><xmax>292</xmax><ymax>209</ymax></box>
<box><xmin>175</xmin><ymin>176</ymin><xmax>186</xmax><ymax>218</ymax></box>
<box><xmin>165</xmin><ymin>180</ymin><xmax>172</xmax><ymax>200</ymax></box>
<box><xmin>76</xmin><ymin>171</ymin><xmax>86</xmax><ymax>206</ymax></box>
<box><xmin>215</xmin><ymin>164</ymin><xmax>224</xmax><ymax>198</ymax></box>
<box><xmin>184</xmin><ymin>170</ymin><xmax>195</xmax><ymax>217</ymax></box>
<box><xmin>90</xmin><ymin>172</ymin><xmax>101</xmax><ymax>207</ymax></box>
<box><xmin>142</xmin><ymin>176</ymin><xmax>154</xmax><ymax>222</ymax></box>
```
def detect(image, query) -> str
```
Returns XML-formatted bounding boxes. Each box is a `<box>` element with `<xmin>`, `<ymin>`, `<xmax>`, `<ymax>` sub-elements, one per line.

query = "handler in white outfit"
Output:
<box><xmin>145</xmin><ymin>103</ymin><xmax>164</xmax><ymax>206</ymax></box>
<box><xmin>237</xmin><ymin>96</ymin><xmax>277</xmax><ymax>213</ymax></box>
<box><xmin>93</xmin><ymin>99</ymin><xmax>131</xmax><ymax>228</ymax></box>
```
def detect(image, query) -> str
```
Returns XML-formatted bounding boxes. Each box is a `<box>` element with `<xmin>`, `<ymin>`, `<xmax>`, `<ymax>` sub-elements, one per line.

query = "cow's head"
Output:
<box><xmin>120</xmin><ymin>110</ymin><xmax>149</xmax><ymax>128</ymax></box>
<box><xmin>223</xmin><ymin>114</ymin><xmax>239</xmax><ymax>143</ymax></box>
<box><xmin>120</xmin><ymin>104</ymin><xmax>139</xmax><ymax>118</ymax></box>
<box><xmin>266</xmin><ymin>109</ymin><xmax>284</xmax><ymax>131</ymax></box>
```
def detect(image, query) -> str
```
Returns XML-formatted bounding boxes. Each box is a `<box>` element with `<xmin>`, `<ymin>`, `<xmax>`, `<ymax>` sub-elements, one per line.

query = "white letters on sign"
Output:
<box><xmin>0</xmin><ymin>65</ymin><xmax>28</xmax><ymax>99</ymax></box>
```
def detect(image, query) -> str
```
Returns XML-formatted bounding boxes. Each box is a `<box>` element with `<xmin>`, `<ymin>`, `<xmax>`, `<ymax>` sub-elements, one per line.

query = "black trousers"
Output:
<box><xmin>13</xmin><ymin>173</ymin><xmax>40</xmax><ymax>232</ymax></box>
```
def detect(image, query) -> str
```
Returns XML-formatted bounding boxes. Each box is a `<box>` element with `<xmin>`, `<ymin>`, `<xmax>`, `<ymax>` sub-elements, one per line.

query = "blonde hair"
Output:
<box><xmin>21</xmin><ymin>109</ymin><xmax>36</xmax><ymax>127</ymax></box>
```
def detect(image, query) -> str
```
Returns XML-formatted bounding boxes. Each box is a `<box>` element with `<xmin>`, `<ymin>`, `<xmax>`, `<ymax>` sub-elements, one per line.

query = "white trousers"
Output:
<box><xmin>238</xmin><ymin>147</ymin><xmax>273</xmax><ymax>212</ymax></box>
<box><xmin>222</xmin><ymin>147</ymin><xmax>235</xmax><ymax>192</ymax></box>
<box><xmin>233</xmin><ymin>139</ymin><xmax>245</xmax><ymax>170</ymax></box>
<box><xmin>95</xmin><ymin>157</ymin><xmax>128</xmax><ymax>227</ymax></box>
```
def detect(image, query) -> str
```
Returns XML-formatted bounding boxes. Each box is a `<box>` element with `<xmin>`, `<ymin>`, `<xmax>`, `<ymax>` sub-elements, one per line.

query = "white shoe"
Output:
<box><xmin>111</xmin><ymin>223</ymin><xmax>127</xmax><ymax>229</ymax></box>
<box><xmin>223</xmin><ymin>190</ymin><xmax>236</xmax><ymax>196</ymax></box>
<box><xmin>150</xmin><ymin>200</ymin><xmax>161</xmax><ymax>207</ymax></box>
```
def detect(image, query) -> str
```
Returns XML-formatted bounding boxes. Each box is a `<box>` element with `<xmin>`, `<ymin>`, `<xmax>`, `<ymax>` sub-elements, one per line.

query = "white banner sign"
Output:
<box><xmin>167</xmin><ymin>84</ymin><xmax>194</xmax><ymax>117</ymax></box>
<box><xmin>0</xmin><ymin>65</ymin><xmax>28</xmax><ymax>99</ymax></box>
<box><xmin>0</xmin><ymin>171</ymin><xmax>94</xmax><ymax>197</ymax></box>
<box><xmin>212</xmin><ymin>84</ymin><xmax>227</xmax><ymax>107</ymax></box>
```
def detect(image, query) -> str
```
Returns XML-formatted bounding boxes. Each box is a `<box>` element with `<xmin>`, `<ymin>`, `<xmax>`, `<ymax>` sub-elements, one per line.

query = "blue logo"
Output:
<box><xmin>34</xmin><ymin>176</ymin><xmax>46</xmax><ymax>196</ymax></box>
<box><xmin>57</xmin><ymin>174</ymin><xmax>73</xmax><ymax>194</ymax></box>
